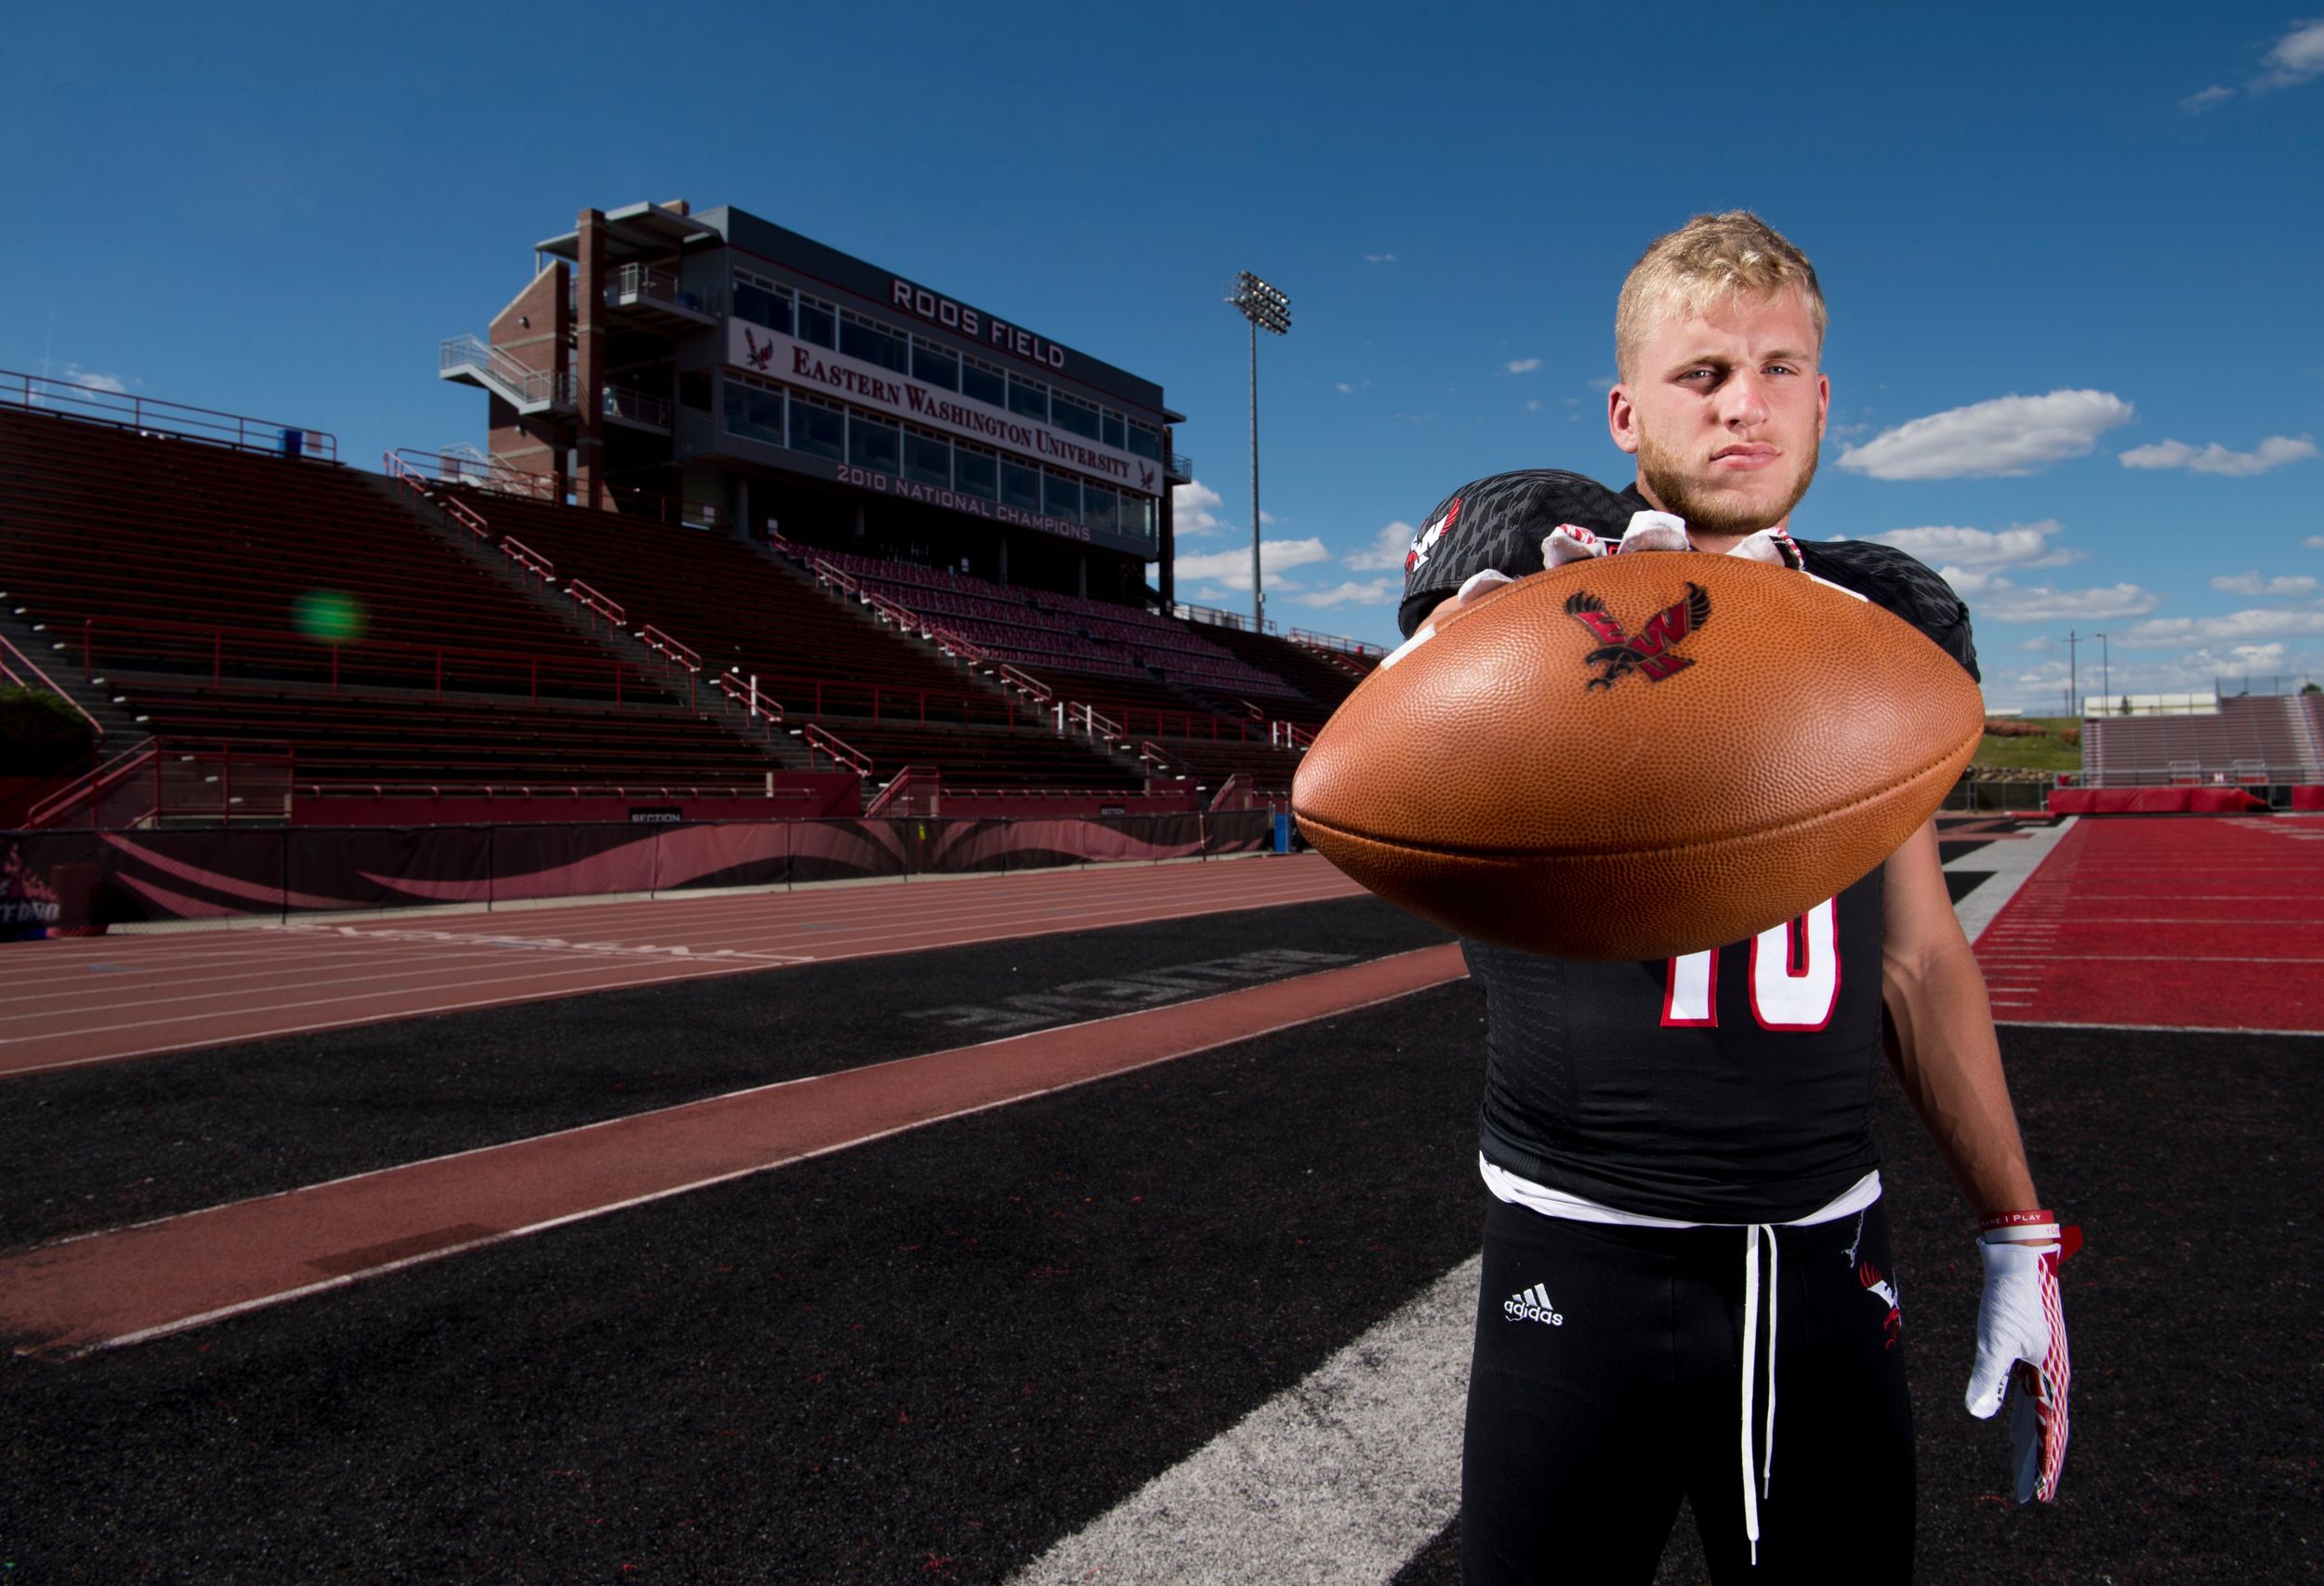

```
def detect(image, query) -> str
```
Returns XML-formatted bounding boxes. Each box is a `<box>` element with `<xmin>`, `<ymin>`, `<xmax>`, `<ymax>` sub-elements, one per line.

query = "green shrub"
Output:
<box><xmin>0</xmin><ymin>686</ymin><xmax>97</xmax><ymax>776</ymax></box>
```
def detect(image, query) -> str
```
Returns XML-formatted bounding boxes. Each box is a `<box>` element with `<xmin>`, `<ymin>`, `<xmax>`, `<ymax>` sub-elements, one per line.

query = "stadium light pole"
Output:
<box><xmin>2066</xmin><ymin>630</ymin><xmax>2080</xmax><ymax>720</ymax></box>
<box><xmin>2095</xmin><ymin>632</ymin><xmax>2110</xmax><ymax>711</ymax></box>
<box><xmin>1227</xmin><ymin>271</ymin><xmax>1291</xmax><ymax>630</ymax></box>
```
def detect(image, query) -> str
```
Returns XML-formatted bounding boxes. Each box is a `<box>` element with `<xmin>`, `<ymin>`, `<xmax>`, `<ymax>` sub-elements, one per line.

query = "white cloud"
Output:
<box><xmin>2181</xmin><ymin>84</ymin><xmax>2237</xmax><ymax>112</ymax></box>
<box><xmin>2211</xmin><ymin>572</ymin><xmax>2320</xmax><ymax>597</ymax></box>
<box><xmin>2257</xmin><ymin>16</ymin><xmax>2324</xmax><ymax>90</ymax></box>
<box><xmin>1364</xmin><ymin>253</ymin><xmax>1397</xmax><ymax>264</ymax></box>
<box><xmin>1869</xmin><ymin>520</ymin><xmax>2079</xmax><ymax>575</ymax></box>
<box><xmin>1344</xmin><ymin>521</ymin><xmax>1416</xmax><ymax>573</ymax></box>
<box><xmin>1297</xmin><ymin>578</ymin><xmax>1401</xmax><ymax>609</ymax></box>
<box><xmin>1839</xmin><ymin>390</ymin><xmax>2136</xmax><ymax>480</ymax></box>
<box><xmin>1173</xmin><ymin>537</ymin><xmax>1334</xmax><ymax>592</ymax></box>
<box><xmin>2119</xmin><ymin>608</ymin><xmax>2324</xmax><ymax>648</ymax></box>
<box><xmin>2119</xmin><ymin>434</ymin><xmax>2317</xmax><ymax>476</ymax></box>
<box><xmin>2308</xmin><ymin>535</ymin><xmax>2324</xmax><ymax>550</ymax></box>
<box><xmin>1335</xmin><ymin>382</ymin><xmax>1353</xmax><ymax>394</ymax></box>
<box><xmin>1974</xmin><ymin>581</ymin><xmax>2161</xmax><ymax>623</ymax></box>
<box><xmin>1504</xmin><ymin>358</ymin><xmax>1542</xmax><ymax>374</ymax></box>
<box><xmin>1171</xmin><ymin>479</ymin><xmax>1230</xmax><ymax>536</ymax></box>
<box><xmin>51</xmin><ymin>363</ymin><xmax>134</xmax><ymax>395</ymax></box>
<box><xmin>1525</xmin><ymin>399</ymin><xmax>1543</xmax><ymax>412</ymax></box>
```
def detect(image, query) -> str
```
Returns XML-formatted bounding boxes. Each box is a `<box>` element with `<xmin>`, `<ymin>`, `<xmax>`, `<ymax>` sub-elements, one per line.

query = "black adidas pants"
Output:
<box><xmin>1461</xmin><ymin>1196</ymin><xmax>1915</xmax><ymax>1583</ymax></box>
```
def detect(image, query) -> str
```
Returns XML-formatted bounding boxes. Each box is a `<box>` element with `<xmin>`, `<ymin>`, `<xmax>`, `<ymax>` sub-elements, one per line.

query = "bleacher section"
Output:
<box><xmin>805</xmin><ymin>551</ymin><xmax>1326</xmax><ymax>794</ymax></box>
<box><xmin>2081</xmin><ymin>694</ymin><xmax>2324</xmax><ymax>786</ymax></box>
<box><xmin>436</xmin><ymin>486</ymin><xmax>1144</xmax><ymax>793</ymax></box>
<box><xmin>0</xmin><ymin>409</ymin><xmax>785</xmax><ymax>800</ymax></box>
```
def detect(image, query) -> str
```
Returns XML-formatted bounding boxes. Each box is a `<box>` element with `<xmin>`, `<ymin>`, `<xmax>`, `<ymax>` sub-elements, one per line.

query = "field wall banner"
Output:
<box><xmin>0</xmin><ymin>813</ymin><xmax>1273</xmax><ymax>936</ymax></box>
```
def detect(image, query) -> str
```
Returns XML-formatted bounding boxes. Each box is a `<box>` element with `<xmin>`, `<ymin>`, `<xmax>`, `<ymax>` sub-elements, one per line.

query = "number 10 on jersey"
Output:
<box><xmin>1662</xmin><ymin>898</ymin><xmax>1841</xmax><ymax>1031</ymax></box>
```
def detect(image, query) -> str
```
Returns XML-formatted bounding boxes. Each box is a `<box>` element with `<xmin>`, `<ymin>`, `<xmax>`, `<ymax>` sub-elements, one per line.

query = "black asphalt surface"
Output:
<box><xmin>7</xmin><ymin>879</ymin><xmax>2320</xmax><ymax>1583</ymax></box>
<box><xmin>0</xmin><ymin>894</ymin><xmax>1449</xmax><ymax>1251</ymax></box>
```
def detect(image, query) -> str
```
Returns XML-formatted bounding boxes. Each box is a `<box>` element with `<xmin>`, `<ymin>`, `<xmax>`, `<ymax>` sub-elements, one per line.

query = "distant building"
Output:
<box><xmin>442</xmin><ymin>200</ymin><xmax>1190</xmax><ymax>606</ymax></box>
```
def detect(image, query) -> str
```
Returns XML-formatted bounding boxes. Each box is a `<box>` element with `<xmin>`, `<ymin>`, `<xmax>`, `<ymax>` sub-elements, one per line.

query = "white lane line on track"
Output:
<box><xmin>1009</xmin><ymin>1255</ymin><xmax>1480</xmax><ymax>1586</ymax></box>
<box><xmin>1997</xmin><ymin>1019</ymin><xmax>2324</xmax><ymax>1038</ymax></box>
<box><xmin>1956</xmin><ymin>818</ymin><xmax>2075</xmax><ymax>946</ymax></box>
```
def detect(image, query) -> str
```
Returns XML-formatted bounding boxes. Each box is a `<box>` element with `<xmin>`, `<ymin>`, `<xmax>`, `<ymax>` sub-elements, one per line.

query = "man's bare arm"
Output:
<box><xmin>1878</xmin><ymin>819</ymin><xmax>2040</xmax><ymax>1218</ymax></box>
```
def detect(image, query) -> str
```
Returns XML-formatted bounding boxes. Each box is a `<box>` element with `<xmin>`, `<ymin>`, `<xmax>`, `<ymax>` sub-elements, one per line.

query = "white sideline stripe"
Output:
<box><xmin>1009</xmin><ymin>1255</ymin><xmax>1480</xmax><ymax>1586</ymax></box>
<box><xmin>1953</xmin><ymin>817</ymin><xmax>2076</xmax><ymax>946</ymax></box>
<box><xmin>1997</xmin><ymin>1019</ymin><xmax>2324</xmax><ymax>1038</ymax></box>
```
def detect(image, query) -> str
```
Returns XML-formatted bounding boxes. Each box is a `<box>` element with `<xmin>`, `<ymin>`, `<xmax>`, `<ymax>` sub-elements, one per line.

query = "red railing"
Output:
<box><xmin>382</xmin><ymin>451</ymin><xmax>490</xmax><ymax>540</ymax></box>
<box><xmin>298</xmin><ymin>780</ymin><xmax>808</xmax><ymax>801</ymax></box>
<box><xmin>0</xmin><ymin>629</ymin><xmax>104</xmax><ymax>741</ymax></box>
<box><xmin>997</xmin><ymin>664</ymin><xmax>1054</xmax><ymax>704</ymax></box>
<box><xmin>864</xmin><ymin>765</ymin><xmax>940</xmax><ymax>817</ymax></box>
<box><xmin>501</xmin><ymin>536</ymin><xmax>555</xmax><ymax>586</ymax></box>
<box><xmin>1290</xmin><ymin>627</ymin><xmax>1387</xmax><ymax>657</ymax></box>
<box><xmin>1055</xmin><ymin>700</ymin><xmax>1123</xmax><ymax>743</ymax></box>
<box><xmin>803</xmin><ymin>722</ymin><xmax>872</xmax><ymax>777</ymax></box>
<box><xmin>1138</xmin><ymin>741</ymin><xmax>1190</xmax><ymax>776</ymax></box>
<box><xmin>563</xmin><ymin>578</ymin><xmax>625</xmax><ymax>628</ymax></box>
<box><xmin>27</xmin><ymin>738</ymin><xmax>294</xmax><ymax>829</ymax></box>
<box><xmin>2</xmin><ymin>369</ymin><xmax>338</xmax><ymax>461</ymax></box>
<box><xmin>714</xmin><ymin>672</ymin><xmax>783</xmax><ymax>738</ymax></box>
<box><xmin>1270</xmin><ymin>720</ymin><xmax>1315</xmax><ymax>749</ymax></box>
<box><xmin>79</xmin><ymin>615</ymin><xmax>637</xmax><ymax>706</ymax></box>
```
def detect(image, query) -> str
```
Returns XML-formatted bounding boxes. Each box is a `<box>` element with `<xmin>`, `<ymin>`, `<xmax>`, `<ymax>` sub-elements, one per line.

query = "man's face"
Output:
<box><xmin>1607</xmin><ymin>287</ymin><xmax>1830</xmax><ymax>548</ymax></box>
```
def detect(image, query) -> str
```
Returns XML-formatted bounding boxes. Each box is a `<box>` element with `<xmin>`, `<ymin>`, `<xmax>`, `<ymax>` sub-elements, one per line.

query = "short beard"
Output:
<box><xmin>1637</xmin><ymin>428</ymin><xmax>1820</xmax><ymax>541</ymax></box>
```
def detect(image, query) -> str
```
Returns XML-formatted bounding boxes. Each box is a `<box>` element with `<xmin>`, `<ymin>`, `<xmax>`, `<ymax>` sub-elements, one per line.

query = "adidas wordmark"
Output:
<box><xmin>1504</xmin><ymin>1283</ymin><xmax>1565</xmax><ymax>1326</ymax></box>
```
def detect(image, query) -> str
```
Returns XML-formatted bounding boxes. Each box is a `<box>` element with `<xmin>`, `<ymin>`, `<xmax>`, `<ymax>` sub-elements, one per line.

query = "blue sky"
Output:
<box><xmin>4</xmin><ymin>3</ymin><xmax>2319</xmax><ymax>711</ymax></box>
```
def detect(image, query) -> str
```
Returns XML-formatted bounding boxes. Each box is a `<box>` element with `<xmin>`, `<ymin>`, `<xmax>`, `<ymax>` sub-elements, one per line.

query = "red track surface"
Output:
<box><xmin>0</xmin><ymin>944</ymin><xmax>1466</xmax><ymax>1357</ymax></box>
<box><xmin>1975</xmin><ymin>815</ymin><xmax>2324</xmax><ymax>1033</ymax></box>
<box><xmin>0</xmin><ymin>855</ymin><xmax>1367</xmax><ymax>1077</ymax></box>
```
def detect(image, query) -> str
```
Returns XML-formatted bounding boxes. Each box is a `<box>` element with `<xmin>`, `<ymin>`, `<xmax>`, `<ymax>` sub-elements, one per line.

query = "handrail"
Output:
<box><xmin>997</xmin><ymin>664</ymin><xmax>1054</xmax><ymax>704</ymax></box>
<box><xmin>383</xmin><ymin>449</ymin><xmax>491</xmax><ymax>538</ymax></box>
<box><xmin>811</xmin><ymin>558</ymin><xmax>860</xmax><ymax>597</ymax></box>
<box><xmin>501</xmin><ymin>535</ymin><xmax>555</xmax><ymax>584</ymax></box>
<box><xmin>27</xmin><ymin>739</ymin><xmax>154</xmax><ymax>827</ymax></box>
<box><xmin>1289</xmin><ymin>626</ymin><xmax>1387</xmax><ymax>657</ymax></box>
<box><xmin>713</xmin><ymin>671</ymin><xmax>783</xmax><ymax>737</ymax></box>
<box><xmin>1269</xmin><ymin>719</ymin><xmax>1315</xmax><ymax>749</ymax></box>
<box><xmin>863</xmin><ymin>764</ymin><xmax>939</xmax><ymax>818</ymax></box>
<box><xmin>1</xmin><ymin>368</ymin><xmax>338</xmax><ymax>461</ymax></box>
<box><xmin>394</xmin><ymin>446</ymin><xmax>559</xmax><ymax>502</ymax></box>
<box><xmin>640</xmin><ymin>626</ymin><xmax>700</xmax><ymax>672</ymax></box>
<box><xmin>563</xmin><ymin>578</ymin><xmax>626</xmax><ymax>627</ymax></box>
<box><xmin>297</xmin><ymin>780</ymin><xmax>828</xmax><ymax>800</ymax></box>
<box><xmin>1056</xmin><ymin>700</ymin><xmax>1122</xmax><ymax>742</ymax></box>
<box><xmin>803</xmin><ymin>722</ymin><xmax>872</xmax><ymax>777</ymax></box>
<box><xmin>437</xmin><ymin>335</ymin><xmax>574</xmax><ymax>410</ymax></box>
<box><xmin>1137</xmin><ymin>741</ymin><xmax>1189</xmax><ymax>775</ymax></box>
<box><xmin>79</xmin><ymin>615</ymin><xmax>634</xmax><ymax>706</ymax></box>
<box><xmin>0</xmin><ymin>629</ymin><xmax>104</xmax><ymax>740</ymax></box>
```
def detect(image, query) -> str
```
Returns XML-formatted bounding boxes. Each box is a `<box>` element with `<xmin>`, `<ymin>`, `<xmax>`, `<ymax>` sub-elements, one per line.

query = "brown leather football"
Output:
<box><xmin>1291</xmin><ymin>553</ymin><xmax>1985</xmax><ymax>959</ymax></box>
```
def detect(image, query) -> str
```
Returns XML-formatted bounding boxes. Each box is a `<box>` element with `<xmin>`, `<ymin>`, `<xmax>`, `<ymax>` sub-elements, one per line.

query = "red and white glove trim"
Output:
<box><xmin>1966</xmin><ymin>1217</ymin><xmax>2080</xmax><ymax>1504</ymax></box>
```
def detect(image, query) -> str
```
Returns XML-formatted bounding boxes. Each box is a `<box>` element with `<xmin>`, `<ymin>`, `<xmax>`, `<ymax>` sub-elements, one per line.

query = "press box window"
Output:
<box><xmin>954</xmin><ymin>445</ymin><xmax>998</xmax><ymax>500</ymax></box>
<box><xmin>721</xmin><ymin>381</ymin><xmax>784</xmax><ymax>446</ymax></box>
<box><xmin>733</xmin><ymin>279</ymin><xmax>792</xmax><ymax>335</ymax></box>
<box><xmin>797</xmin><ymin>296</ymin><xmax>838</xmax><ymax>350</ymax></box>
<box><xmin>849</xmin><ymin>414</ymin><xmax>901</xmax><ymax>474</ymax></box>
<box><xmin>962</xmin><ymin>357</ymin><xmax>1007</xmax><ymax>410</ymax></box>
<box><xmin>911</xmin><ymin>337</ymin><xmax>959</xmax><ymax>391</ymax></box>
<box><xmin>1000</xmin><ymin>459</ymin><xmax>1042</xmax><ymax>513</ymax></box>
<box><xmin>839</xmin><ymin>311</ymin><xmax>909</xmax><ymax>375</ymax></box>
<box><xmin>1044</xmin><ymin>471</ymin><xmax>1081</xmax><ymax>524</ymax></box>
<box><xmin>1007</xmin><ymin>375</ymin><xmax>1049</xmax><ymax>423</ymax></box>
<box><xmin>789</xmin><ymin>395</ymin><xmax>845</xmax><ymax>459</ymax></box>
<box><xmin>1102</xmin><ymin>410</ymin><xmax>1126</xmax><ymax>449</ymax></box>
<box><xmin>1082</xmin><ymin>485</ymin><xmax>1119</xmax><ymax>536</ymax></box>
<box><xmin>903</xmin><ymin>428</ymin><xmax>951</xmax><ymax>489</ymax></box>
<box><xmin>1125</xmin><ymin>422</ymin><xmax>1162</xmax><ymax>462</ymax></box>
<box><xmin>1050</xmin><ymin>391</ymin><xmax>1100</xmax><ymax>441</ymax></box>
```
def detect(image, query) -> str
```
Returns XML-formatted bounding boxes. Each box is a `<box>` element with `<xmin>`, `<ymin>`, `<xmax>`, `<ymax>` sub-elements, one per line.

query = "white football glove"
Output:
<box><xmin>1964</xmin><ymin>1218</ymin><xmax>2080</xmax><ymax>1503</ymax></box>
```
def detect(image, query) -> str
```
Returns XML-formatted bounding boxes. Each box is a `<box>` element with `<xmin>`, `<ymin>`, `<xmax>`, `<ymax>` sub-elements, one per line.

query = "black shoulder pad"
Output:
<box><xmin>1794</xmin><ymin>538</ymin><xmax>1980</xmax><ymax>683</ymax></box>
<box><xmin>1396</xmin><ymin>469</ymin><xmax>1638</xmax><ymax>638</ymax></box>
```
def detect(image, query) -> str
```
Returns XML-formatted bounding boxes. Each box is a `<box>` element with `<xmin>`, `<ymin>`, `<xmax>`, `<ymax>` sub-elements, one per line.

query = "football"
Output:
<box><xmin>1291</xmin><ymin>553</ymin><xmax>1985</xmax><ymax>960</ymax></box>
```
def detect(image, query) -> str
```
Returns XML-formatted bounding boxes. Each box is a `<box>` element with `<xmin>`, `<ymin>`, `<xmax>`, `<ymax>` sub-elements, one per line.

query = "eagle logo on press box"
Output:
<box><xmin>1565</xmin><ymin>582</ymin><xmax>1711</xmax><ymax>689</ymax></box>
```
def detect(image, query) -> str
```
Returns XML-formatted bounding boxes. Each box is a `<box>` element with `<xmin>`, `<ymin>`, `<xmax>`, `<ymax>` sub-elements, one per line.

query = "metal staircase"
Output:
<box><xmin>436</xmin><ymin>336</ymin><xmax>575</xmax><ymax>416</ymax></box>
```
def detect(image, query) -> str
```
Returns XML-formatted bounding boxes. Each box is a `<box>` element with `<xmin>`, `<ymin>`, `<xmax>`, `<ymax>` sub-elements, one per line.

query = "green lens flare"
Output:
<box><xmin>292</xmin><ymin>589</ymin><xmax>367</xmax><ymax>644</ymax></box>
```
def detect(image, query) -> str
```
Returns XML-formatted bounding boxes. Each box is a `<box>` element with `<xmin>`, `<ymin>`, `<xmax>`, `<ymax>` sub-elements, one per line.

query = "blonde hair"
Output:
<box><xmin>1615</xmin><ymin>212</ymin><xmax>1826</xmax><ymax>382</ymax></box>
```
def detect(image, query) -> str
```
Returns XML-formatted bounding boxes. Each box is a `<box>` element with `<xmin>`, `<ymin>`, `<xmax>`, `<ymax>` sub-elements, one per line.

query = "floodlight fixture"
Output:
<box><xmin>1226</xmin><ymin>271</ymin><xmax>1293</xmax><ymax>628</ymax></box>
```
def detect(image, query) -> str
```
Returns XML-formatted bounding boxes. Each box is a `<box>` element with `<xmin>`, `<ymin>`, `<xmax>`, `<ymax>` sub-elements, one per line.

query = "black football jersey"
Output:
<box><xmin>1416</xmin><ymin>469</ymin><xmax>1982</xmax><ymax>1222</ymax></box>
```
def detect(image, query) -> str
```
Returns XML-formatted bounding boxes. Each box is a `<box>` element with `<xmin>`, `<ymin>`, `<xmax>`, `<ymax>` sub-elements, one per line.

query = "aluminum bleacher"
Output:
<box><xmin>2079</xmin><ymin>693</ymin><xmax>2324</xmax><ymax>786</ymax></box>
<box><xmin>0</xmin><ymin>407</ymin><xmax>785</xmax><ymax>807</ymax></box>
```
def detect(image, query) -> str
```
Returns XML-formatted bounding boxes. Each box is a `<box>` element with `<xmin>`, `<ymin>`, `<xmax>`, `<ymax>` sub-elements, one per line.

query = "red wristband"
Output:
<box><xmin>1977</xmin><ymin>1209</ymin><xmax>2058</xmax><ymax>1232</ymax></box>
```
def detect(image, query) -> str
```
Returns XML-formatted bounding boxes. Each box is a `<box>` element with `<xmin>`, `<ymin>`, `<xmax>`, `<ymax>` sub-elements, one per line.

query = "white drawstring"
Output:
<box><xmin>1739</xmin><ymin>1224</ymin><xmax>1780</xmax><ymax>1566</ymax></box>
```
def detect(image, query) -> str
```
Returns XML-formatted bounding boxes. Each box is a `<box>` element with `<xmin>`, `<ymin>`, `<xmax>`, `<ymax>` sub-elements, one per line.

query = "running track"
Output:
<box><xmin>0</xmin><ymin>854</ymin><xmax>1367</xmax><ymax>1077</ymax></box>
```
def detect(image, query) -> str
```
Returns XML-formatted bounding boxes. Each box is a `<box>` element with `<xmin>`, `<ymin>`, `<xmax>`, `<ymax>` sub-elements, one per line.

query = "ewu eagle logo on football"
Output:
<box><xmin>1565</xmin><ymin>582</ymin><xmax>1711</xmax><ymax>689</ymax></box>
